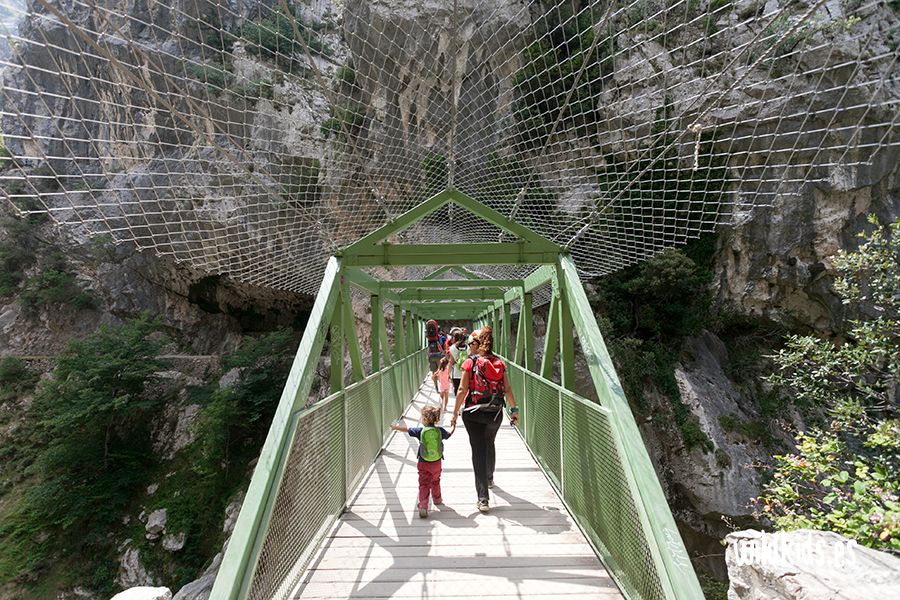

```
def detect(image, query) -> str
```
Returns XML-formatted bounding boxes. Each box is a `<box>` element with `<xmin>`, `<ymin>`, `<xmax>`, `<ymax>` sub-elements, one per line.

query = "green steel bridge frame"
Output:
<box><xmin>210</xmin><ymin>188</ymin><xmax>704</xmax><ymax>600</ymax></box>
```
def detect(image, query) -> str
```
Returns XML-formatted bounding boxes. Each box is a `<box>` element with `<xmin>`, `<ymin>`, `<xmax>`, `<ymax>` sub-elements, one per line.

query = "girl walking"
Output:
<box><xmin>391</xmin><ymin>405</ymin><xmax>455</xmax><ymax>518</ymax></box>
<box><xmin>431</xmin><ymin>356</ymin><xmax>452</xmax><ymax>413</ymax></box>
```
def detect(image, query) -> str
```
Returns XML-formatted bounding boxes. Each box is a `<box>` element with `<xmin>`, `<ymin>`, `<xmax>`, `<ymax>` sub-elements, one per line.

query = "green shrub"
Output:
<box><xmin>279</xmin><ymin>158</ymin><xmax>321</xmax><ymax>207</ymax></box>
<box><xmin>758</xmin><ymin>216</ymin><xmax>900</xmax><ymax>551</ymax></box>
<box><xmin>232</xmin><ymin>78</ymin><xmax>274</xmax><ymax>101</ymax></box>
<box><xmin>334</xmin><ymin>64</ymin><xmax>356</xmax><ymax>87</ymax></box>
<box><xmin>240</xmin><ymin>6</ymin><xmax>329</xmax><ymax>70</ymax></box>
<box><xmin>0</xmin><ymin>357</ymin><xmax>39</xmax><ymax>403</ymax></box>
<box><xmin>0</xmin><ymin>212</ymin><xmax>42</xmax><ymax>296</ymax></box>
<box><xmin>21</xmin><ymin>268</ymin><xmax>95</xmax><ymax>311</ymax></box>
<box><xmin>421</xmin><ymin>151</ymin><xmax>447</xmax><ymax>199</ymax></box>
<box><xmin>512</xmin><ymin>1</ymin><xmax>615</xmax><ymax>151</ymax></box>
<box><xmin>597</xmin><ymin>244</ymin><xmax>717</xmax><ymax>451</ymax></box>
<box><xmin>0</xmin><ymin>135</ymin><xmax>11</xmax><ymax>169</ymax></box>
<box><xmin>0</xmin><ymin>315</ymin><xmax>166</xmax><ymax>589</ymax></box>
<box><xmin>189</xmin><ymin>62</ymin><xmax>231</xmax><ymax>92</ymax></box>
<box><xmin>320</xmin><ymin>102</ymin><xmax>366</xmax><ymax>140</ymax></box>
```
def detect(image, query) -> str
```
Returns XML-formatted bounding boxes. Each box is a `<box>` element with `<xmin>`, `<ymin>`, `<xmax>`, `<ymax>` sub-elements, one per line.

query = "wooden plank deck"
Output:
<box><xmin>293</xmin><ymin>377</ymin><xmax>623</xmax><ymax>599</ymax></box>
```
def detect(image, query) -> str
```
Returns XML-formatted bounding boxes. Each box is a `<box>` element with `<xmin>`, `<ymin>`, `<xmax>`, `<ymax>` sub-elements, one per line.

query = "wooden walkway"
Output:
<box><xmin>294</xmin><ymin>377</ymin><xmax>622</xmax><ymax>599</ymax></box>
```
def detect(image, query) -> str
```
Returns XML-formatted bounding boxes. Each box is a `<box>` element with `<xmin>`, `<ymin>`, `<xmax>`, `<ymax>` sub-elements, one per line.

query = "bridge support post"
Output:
<box><xmin>330</xmin><ymin>297</ymin><xmax>344</xmax><ymax>394</ymax></box>
<box><xmin>371</xmin><ymin>294</ymin><xmax>381</xmax><ymax>372</ymax></box>
<box><xmin>522</xmin><ymin>292</ymin><xmax>534</xmax><ymax>371</ymax></box>
<box><xmin>540</xmin><ymin>294</ymin><xmax>559</xmax><ymax>380</ymax></box>
<box><xmin>394</xmin><ymin>304</ymin><xmax>405</xmax><ymax>357</ymax></box>
<box><xmin>342</xmin><ymin>279</ymin><xmax>365</xmax><ymax>382</ymax></box>
<box><xmin>556</xmin><ymin>263</ymin><xmax>576</xmax><ymax>392</ymax></box>
<box><xmin>502</xmin><ymin>302</ymin><xmax>511</xmax><ymax>357</ymax></box>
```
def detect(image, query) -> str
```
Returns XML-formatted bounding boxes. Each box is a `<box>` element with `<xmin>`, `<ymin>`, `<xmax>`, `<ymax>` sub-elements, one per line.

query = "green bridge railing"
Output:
<box><xmin>508</xmin><ymin>363</ymin><xmax>691</xmax><ymax>600</ymax></box>
<box><xmin>211</xmin><ymin>189</ymin><xmax>704</xmax><ymax>600</ymax></box>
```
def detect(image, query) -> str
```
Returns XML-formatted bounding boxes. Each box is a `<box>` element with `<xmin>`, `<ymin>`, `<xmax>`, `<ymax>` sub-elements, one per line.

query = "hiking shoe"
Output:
<box><xmin>477</xmin><ymin>499</ymin><xmax>490</xmax><ymax>513</ymax></box>
<box><xmin>418</xmin><ymin>507</ymin><xmax>428</xmax><ymax>518</ymax></box>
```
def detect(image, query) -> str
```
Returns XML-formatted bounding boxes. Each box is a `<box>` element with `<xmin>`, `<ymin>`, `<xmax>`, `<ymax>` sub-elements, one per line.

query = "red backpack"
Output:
<box><xmin>425</xmin><ymin>319</ymin><xmax>443</xmax><ymax>357</ymax></box>
<box><xmin>465</xmin><ymin>354</ymin><xmax>506</xmax><ymax>413</ymax></box>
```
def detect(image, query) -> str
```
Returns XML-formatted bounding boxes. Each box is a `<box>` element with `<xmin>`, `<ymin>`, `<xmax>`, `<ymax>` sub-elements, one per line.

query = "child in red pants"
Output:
<box><xmin>391</xmin><ymin>405</ymin><xmax>454</xmax><ymax>518</ymax></box>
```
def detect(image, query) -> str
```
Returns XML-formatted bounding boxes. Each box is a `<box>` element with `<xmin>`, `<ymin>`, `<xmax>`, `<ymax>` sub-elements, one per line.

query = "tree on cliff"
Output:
<box><xmin>758</xmin><ymin>215</ymin><xmax>899</xmax><ymax>551</ymax></box>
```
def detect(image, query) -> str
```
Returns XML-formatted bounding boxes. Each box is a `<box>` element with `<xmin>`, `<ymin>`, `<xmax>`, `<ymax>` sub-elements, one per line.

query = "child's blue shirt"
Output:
<box><xmin>408</xmin><ymin>426</ymin><xmax>451</xmax><ymax>462</ymax></box>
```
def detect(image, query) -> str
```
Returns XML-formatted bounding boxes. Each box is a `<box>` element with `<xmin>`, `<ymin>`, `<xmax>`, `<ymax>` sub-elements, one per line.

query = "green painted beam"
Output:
<box><xmin>212</xmin><ymin>257</ymin><xmax>342</xmax><ymax>600</ymax></box>
<box><xmin>514</xmin><ymin>298</ymin><xmax>525</xmax><ymax>365</ymax></box>
<box><xmin>380</xmin><ymin>279</ymin><xmax>524</xmax><ymax>289</ymax></box>
<box><xmin>341</xmin><ymin>279</ymin><xmax>365</xmax><ymax>382</ymax></box>
<box><xmin>541</xmin><ymin>293</ymin><xmax>559</xmax><ymax>380</ymax></box>
<box><xmin>556</xmin><ymin>263</ymin><xmax>576</xmax><ymax>392</ymax></box>
<box><xmin>559</xmin><ymin>253</ymin><xmax>703</xmax><ymax>598</ymax></box>
<box><xmin>398</xmin><ymin>289</ymin><xmax>505</xmax><ymax>301</ymax></box>
<box><xmin>448</xmin><ymin>188</ymin><xmax>561</xmax><ymax>248</ymax></box>
<box><xmin>340</xmin><ymin>243</ymin><xmax>559</xmax><ymax>267</ymax></box>
<box><xmin>330</xmin><ymin>296</ymin><xmax>343</xmax><ymax>394</ymax></box>
<box><xmin>393</xmin><ymin>304</ymin><xmax>405</xmax><ymax>357</ymax></box>
<box><xmin>423</xmin><ymin>266</ymin><xmax>455</xmax><ymax>280</ymax></box>
<box><xmin>341</xmin><ymin>188</ymin><xmax>561</xmax><ymax>256</ymax></box>
<box><xmin>371</xmin><ymin>294</ymin><xmax>382</xmax><ymax>372</ymax></box>
<box><xmin>404</xmin><ymin>300</ymin><xmax>496</xmax><ymax>308</ymax></box>
<box><xmin>521</xmin><ymin>292</ymin><xmax>534</xmax><ymax>372</ymax></box>
<box><xmin>475</xmin><ymin>265</ymin><xmax>556</xmax><ymax>319</ymax></box>
<box><xmin>343</xmin><ymin>269</ymin><xmax>401</xmax><ymax>303</ymax></box>
<box><xmin>342</xmin><ymin>188</ymin><xmax>454</xmax><ymax>250</ymax></box>
<box><xmin>502</xmin><ymin>302</ymin><xmax>512</xmax><ymax>357</ymax></box>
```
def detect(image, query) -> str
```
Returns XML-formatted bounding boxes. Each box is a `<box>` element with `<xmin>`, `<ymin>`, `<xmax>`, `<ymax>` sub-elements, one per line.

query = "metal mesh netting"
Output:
<box><xmin>244</xmin><ymin>351</ymin><xmax>425</xmax><ymax>600</ymax></box>
<box><xmin>510</xmin><ymin>362</ymin><xmax>669</xmax><ymax>600</ymax></box>
<box><xmin>248</xmin><ymin>393</ymin><xmax>345</xmax><ymax>600</ymax></box>
<box><xmin>1</xmin><ymin>0</ymin><xmax>897</xmax><ymax>293</ymax></box>
<box><xmin>561</xmin><ymin>393</ymin><xmax>666</xmax><ymax>600</ymax></box>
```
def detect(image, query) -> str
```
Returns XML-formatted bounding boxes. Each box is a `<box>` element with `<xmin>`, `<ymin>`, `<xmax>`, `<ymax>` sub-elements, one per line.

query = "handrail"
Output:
<box><xmin>212</xmin><ymin>341</ymin><xmax>427</xmax><ymax>600</ymax></box>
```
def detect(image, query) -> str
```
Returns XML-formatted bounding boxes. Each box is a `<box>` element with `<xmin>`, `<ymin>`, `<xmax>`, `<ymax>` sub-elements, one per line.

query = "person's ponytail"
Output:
<box><xmin>479</xmin><ymin>326</ymin><xmax>494</xmax><ymax>354</ymax></box>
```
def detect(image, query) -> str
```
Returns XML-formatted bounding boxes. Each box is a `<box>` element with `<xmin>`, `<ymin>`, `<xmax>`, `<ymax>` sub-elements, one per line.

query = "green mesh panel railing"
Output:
<box><xmin>509</xmin><ymin>363</ymin><xmax>668</xmax><ymax>600</ymax></box>
<box><xmin>226</xmin><ymin>350</ymin><xmax>425</xmax><ymax>600</ymax></box>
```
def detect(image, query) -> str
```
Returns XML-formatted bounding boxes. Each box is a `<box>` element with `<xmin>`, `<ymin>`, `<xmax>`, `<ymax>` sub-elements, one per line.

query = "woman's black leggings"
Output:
<box><xmin>462</xmin><ymin>412</ymin><xmax>502</xmax><ymax>501</ymax></box>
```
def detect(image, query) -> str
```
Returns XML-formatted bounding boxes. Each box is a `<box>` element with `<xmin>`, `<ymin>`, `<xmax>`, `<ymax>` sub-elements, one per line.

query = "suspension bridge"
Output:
<box><xmin>0</xmin><ymin>0</ymin><xmax>897</xmax><ymax>598</ymax></box>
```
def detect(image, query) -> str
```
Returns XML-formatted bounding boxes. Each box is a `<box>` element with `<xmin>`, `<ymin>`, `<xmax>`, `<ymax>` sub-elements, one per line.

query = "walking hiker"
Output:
<box><xmin>447</xmin><ymin>329</ymin><xmax>468</xmax><ymax>395</ymax></box>
<box><xmin>450</xmin><ymin>327</ymin><xmax>519</xmax><ymax>513</ymax></box>
<box><xmin>431</xmin><ymin>356</ymin><xmax>452</xmax><ymax>413</ymax></box>
<box><xmin>391</xmin><ymin>405</ymin><xmax>455</xmax><ymax>518</ymax></box>
<box><xmin>425</xmin><ymin>319</ymin><xmax>444</xmax><ymax>373</ymax></box>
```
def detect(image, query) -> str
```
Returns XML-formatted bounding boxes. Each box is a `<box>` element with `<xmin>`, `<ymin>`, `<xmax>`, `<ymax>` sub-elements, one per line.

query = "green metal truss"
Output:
<box><xmin>211</xmin><ymin>188</ymin><xmax>703</xmax><ymax>600</ymax></box>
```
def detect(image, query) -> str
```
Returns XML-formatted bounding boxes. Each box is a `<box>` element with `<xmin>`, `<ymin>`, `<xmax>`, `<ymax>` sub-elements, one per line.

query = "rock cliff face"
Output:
<box><xmin>717</xmin><ymin>171</ymin><xmax>899</xmax><ymax>331</ymax></box>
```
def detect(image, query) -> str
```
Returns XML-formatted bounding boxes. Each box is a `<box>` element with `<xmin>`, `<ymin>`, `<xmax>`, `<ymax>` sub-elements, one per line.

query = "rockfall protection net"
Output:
<box><xmin>1</xmin><ymin>0</ymin><xmax>897</xmax><ymax>295</ymax></box>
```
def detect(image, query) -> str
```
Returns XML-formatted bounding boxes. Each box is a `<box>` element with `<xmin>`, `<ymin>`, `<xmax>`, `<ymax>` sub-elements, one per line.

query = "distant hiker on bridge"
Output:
<box><xmin>447</xmin><ymin>329</ymin><xmax>468</xmax><ymax>395</ymax></box>
<box><xmin>450</xmin><ymin>327</ymin><xmax>519</xmax><ymax>513</ymax></box>
<box><xmin>391</xmin><ymin>405</ymin><xmax>455</xmax><ymax>519</ymax></box>
<box><xmin>425</xmin><ymin>319</ymin><xmax>444</xmax><ymax>374</ymax></box>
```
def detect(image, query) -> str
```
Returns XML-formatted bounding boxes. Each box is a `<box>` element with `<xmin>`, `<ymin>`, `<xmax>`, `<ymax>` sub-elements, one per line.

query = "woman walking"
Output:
<box><xmin>450</xmin><ymin>327</ymin><xmax>519</xmax><ymax>513</ymax></box>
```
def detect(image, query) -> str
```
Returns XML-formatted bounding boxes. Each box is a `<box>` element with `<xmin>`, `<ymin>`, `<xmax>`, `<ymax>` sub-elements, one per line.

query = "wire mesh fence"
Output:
<box><xmin>2</xmin><ymin>0</ymin><xmax>895</xmax><ymax>296</ymax></box>
<box><xmin>508</xmin><ymin>362</ymin><xmax>673</xmax><ymax>600</ymax></box>
<box><xmin>239</xmin><ymin>350</ymin><xmax>426</xmax><ymax>600</ymax></box>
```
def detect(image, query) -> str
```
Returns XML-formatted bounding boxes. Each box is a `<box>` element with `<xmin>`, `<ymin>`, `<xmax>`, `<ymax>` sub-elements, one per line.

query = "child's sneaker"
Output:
<box><xmin>418</xmin><ymin>506</ymin><xmax>428</xmax><ymax>518</ymax></box>
<box><xmin>477</xmin><ymin>499</ymin><xmax>490</xmax><ymax>513</ymax></box>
